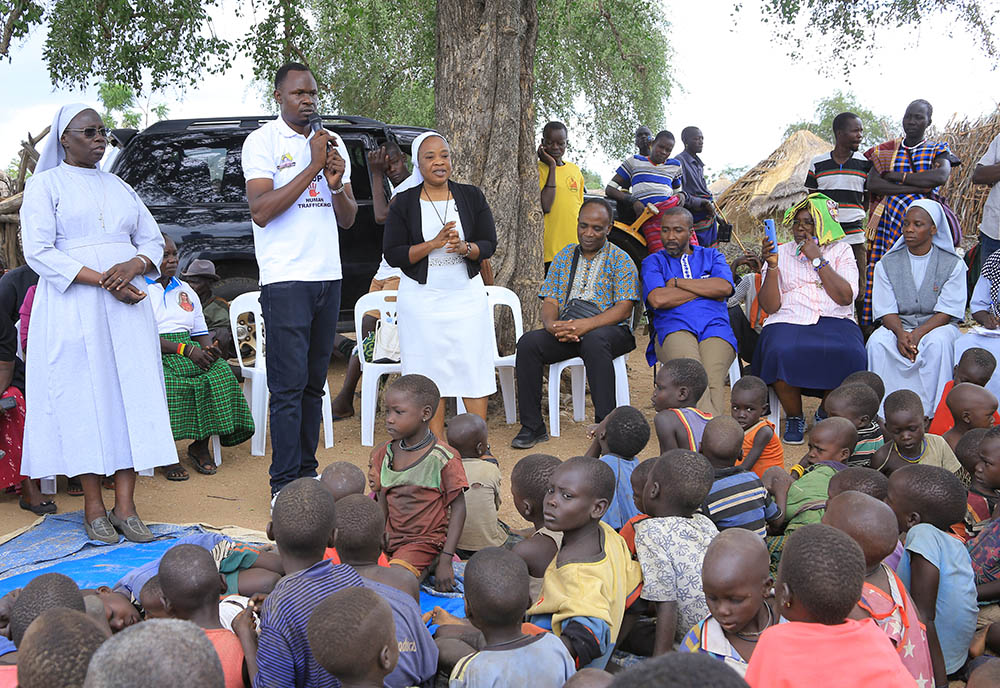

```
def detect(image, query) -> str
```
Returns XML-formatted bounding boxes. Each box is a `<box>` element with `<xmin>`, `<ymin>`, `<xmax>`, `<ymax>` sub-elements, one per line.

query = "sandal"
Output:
<box><xmin>67</xmin><ymin>478</ymin><xmax>83</xmax><ymax>497</ymax></box>
<box><xmin>187</xmin><ymin>450</ymin><xmax>217</xmax><ymax>476</ymax></box>
<box><xmin>164</xmin><ymin>464</ymin><xmax>189</xmax><ymax>481</ymax></box>
<box><xmin>19</xmin><ymin>497</ymin><xmax>57</xmax><ymax>515</ymax></box>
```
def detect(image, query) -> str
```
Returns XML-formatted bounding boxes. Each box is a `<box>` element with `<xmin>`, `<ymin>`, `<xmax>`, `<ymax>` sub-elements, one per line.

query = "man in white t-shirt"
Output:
<box><xmin>241</xmin><ymin>62</ymin><xmax>358</xmax><ymax>497</ymax></box>
<box><xmin>974</xmin><ymin>132</ymin><xmax>1000</xmax><ymax>266</ymax></box>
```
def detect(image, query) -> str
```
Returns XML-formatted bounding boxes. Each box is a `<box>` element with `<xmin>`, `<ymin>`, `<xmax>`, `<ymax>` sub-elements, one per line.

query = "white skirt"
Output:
<box><xmin>397</xmin><ymin>260</ymin><xmax>496</xmax><ymax>399</ymax></box>
<box><xmin>867</xmin><ymin>324</ymin><xmax>960</xmax><ymax>416</ymax></box>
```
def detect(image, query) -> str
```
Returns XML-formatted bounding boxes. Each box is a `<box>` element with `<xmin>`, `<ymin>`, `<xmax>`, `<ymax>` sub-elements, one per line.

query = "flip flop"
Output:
<box><xmin>19</xmin><ymin>497</ymin><xmax>57</xmax><ymax>515</ymax></box>
<box><xmin>187</xmin><ymin>450</ymin><xmax>217</xmax><ymax>476</ymax></box>
<box><xmin>164</xmin><ymin>463</ymin><xmax>189</xmax><ymax>481</ymax></box>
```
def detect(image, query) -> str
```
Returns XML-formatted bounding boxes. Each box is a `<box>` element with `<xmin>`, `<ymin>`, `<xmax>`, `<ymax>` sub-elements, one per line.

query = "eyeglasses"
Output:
<box><xmin>64</xmin><ymin>127</ymin><xmax>111</xmax><ymax>139</ymax></box>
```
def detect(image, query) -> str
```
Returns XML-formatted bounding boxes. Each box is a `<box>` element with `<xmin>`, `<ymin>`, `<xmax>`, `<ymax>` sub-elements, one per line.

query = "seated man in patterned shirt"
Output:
<box><xmin>512</xmin><ymin>198</ymin><xmax>639</xmax><ymax>449</ymax></box>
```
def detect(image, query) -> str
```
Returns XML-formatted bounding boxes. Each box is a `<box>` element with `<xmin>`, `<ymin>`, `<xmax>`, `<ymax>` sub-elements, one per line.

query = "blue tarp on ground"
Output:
<box><xmin>0</xmin><ymin>511</ymin><xmax>202</xmax><ymax>595</ymax></box>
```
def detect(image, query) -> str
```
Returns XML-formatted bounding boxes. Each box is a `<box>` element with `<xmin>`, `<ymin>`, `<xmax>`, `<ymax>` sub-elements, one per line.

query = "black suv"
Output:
<box><xmin>108</xmin><ymin>116</ymin><xmax>427</xmax><ymax>323</ymax></box>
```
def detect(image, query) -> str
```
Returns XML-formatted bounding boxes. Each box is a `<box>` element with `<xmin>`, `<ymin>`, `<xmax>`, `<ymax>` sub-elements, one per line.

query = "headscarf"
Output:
<box><xmin>35</xmin><ymin>103</ymin><xmax>96</xmax><ymax>174</ymax></box>
<box><xmin>882</xmin><ymin>198</ymin><xmax>959</xmax><ymax>259</ymax></box>
<box><xmin>392</xmin><ymin>130</ymin><xmax>447</xmax><ymax>196</ymax></box>
<box><xmin>980</xmin><ymin>237</ymin><xmax>1000</xmax><ymax>320</ymax></box>
<box><xmin>782</xmin><ymin>192</ymin><xmax>846</xmax><ymax>246</ymax></box>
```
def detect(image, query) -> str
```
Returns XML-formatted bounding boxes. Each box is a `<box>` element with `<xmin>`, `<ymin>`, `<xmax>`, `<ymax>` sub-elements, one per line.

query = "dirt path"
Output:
<box><xmin>0</xmin><ymin>351</ymin><xmax>816</xmax><ymax>538</ymax></box>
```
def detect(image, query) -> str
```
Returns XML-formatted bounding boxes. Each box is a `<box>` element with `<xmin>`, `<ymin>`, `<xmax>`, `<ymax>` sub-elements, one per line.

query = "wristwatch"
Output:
<box><xmin>811</xmin><ymin>256</ymin><xmax>824</xmax><ymax>270</ymax></box>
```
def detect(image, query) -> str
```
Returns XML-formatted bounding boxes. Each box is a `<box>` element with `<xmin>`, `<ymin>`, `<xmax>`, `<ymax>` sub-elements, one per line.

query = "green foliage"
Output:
<box><xmin>782</xmin><ymin>91</ymin><xmax>892</xmax><ymax>147</ymax></box>
<box><xmin>535</xmin><ymin>0</ymin><xmax>673</xmax><ymax>159</ymax></box>
<box><xmin>0</xmin><ymin>0</ymin><xmax>45</xmax><ymax>56</ymax></box>
<box><xmin>751</xmin><ymin>0</ymin><xmax>998</xmax><ymax>66</ymax></box>
<box><xmin>581</xmin><ymin>167</ymin><xmax>603</xmax><ymax>190</ymax></box>
<box><xmin>97</xmin><ymin>82</ymin><xmax>169</xmax><ymax>129</ymax></box>
<box><xmin>237</xmin><ymin>0</ymin><xmax>313</xmax><ymax>90</ymax></box>
<box><xmin>36</xmin><ymin>0</ymin><xmax>232</xmax><ymax>92</ymax></box>
<box><xmin>708</xmin><ymin>164</ymin><xmax>748</xmax><ymax>184</ymax></box>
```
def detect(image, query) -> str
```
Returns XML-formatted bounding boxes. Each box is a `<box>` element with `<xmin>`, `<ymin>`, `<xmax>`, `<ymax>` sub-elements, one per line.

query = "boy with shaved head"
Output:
<box><xmin>14</xmin><ymin>607</ymin><xmax>108</xmax><ymax>688</ymax></box>
<box><xmin>823</xmin><ymin>491</ymin><xmax>933</xmax><ymax>682</ymax></box>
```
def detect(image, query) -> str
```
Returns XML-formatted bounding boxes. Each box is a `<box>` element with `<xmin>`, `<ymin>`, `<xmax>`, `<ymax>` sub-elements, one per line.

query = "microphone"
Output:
<box><xmin>307</xmin><ymin>113</ymin><xmax>332</xmax><ymax>150</ymax></box>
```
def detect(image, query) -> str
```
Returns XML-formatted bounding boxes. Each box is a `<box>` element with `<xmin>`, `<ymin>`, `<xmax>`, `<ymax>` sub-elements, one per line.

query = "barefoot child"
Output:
<box><xmin>368</xmin><ymin>374</ymin><xmax>468</xmax><ymax>590</ymax></box>
<box><xmin>680</xmin><ymin>529</ymin><xmax>776</xmax><ymax>678</ymax></box>
<box><xmin>450</xmin><ymin>548</ymin><xmax>575</xmax><ymax>687</ymax></box>
<box><xmin>635</xmin><ymin>450</ymin><xmax>718</xmax><ymax>654</ymax></box>
<box><xmin>651</xmin><ymin>358</ymin><xmax>712</xmax><ymax>452</ymax></box>
<box><xmin>331</xmin><ymin>495</ymin><xmax>437</xmax><ymax>688</ymax></box>
<box><xmin>529</xmin><ymin>457</ymin><xmax>642</xmax><ymax>669</ymax></box>
<box><xmin>928</xmin><ymin>347</ymin><xmax>1000</xmax><ymax>434</ymax></box>
<box><xmin>744</xmin><ymin>524</ymin><xmax>916</xmax><ymax>687</ymax></box>
<box><xmin>942</xmin><ymin>382</ymin><xmax>998</xmax><ymax>454</ymax></box>
<box><xmin>872</xmin><ymin>389</ymin><xmax>961</xmax><ymax>475</ymax></box>
<box><xmin>510</xmin><ymin>453</ymin><xmax>563</xmax><ymax>602</ymax></box>
<box><xmin>700</xmin><ymin>417</ymin><xmax>781</xmax><ymax>537</ymax></box>
<box><xmin>157</xmin><ymin>544</ymin><xmax>248</xmax><ymax>688</ymax></box>
<box><xmin>447</xmin><ymin>414</ymin><xmax>508</xmax><ymax>556</ymax></box>
<box><xmin>730</xmin><ymin>375</ymin><xmax>783</xmax><ymax>479</ymax></box>
<box><xmin>824</xmin><ymin>383</ymin><xmax>883</xmax><ymax>467</ymax></box>
<box><xmin>823</xmin><ymin>491</ymin><xmax>933</xmax><ymax>682</ymax></box>
<box><xmin>888</xmin><ymin>464</ymin><xmax>978</xmax><ymax>684</ymax></box>
<box><xmin>587</xmin><ymin>405</ymin><xmax>651</xmax><ymax>529</ymax></box>
<box><xmin>307</xmin><ymin>588</ymin><xmax>398</xmax><ymax>688</ymax></box>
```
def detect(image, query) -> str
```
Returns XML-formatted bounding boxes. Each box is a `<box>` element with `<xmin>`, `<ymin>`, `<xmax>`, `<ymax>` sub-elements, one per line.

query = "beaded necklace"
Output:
<box><xmin>891</xmin><ymin>438</ymin><xmax>927</xmax><ymax>464</ymax></box>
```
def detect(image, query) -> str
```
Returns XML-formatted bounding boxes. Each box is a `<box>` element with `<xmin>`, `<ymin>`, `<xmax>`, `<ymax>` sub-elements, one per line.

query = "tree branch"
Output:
<box><xmin>1</xmin><ymin>1</ymin><xmax>26</xmax><ymax>56</ymax></box>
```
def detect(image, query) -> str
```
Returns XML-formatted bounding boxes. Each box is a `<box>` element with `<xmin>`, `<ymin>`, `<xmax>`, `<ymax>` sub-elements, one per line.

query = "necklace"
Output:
<box><xmin>399</xmin><ymin>429</ymin><xmax>434</xmax><ymax>451</ymax></box>
<box><xmin>733</xmin><ymin>601</ymin><xmax>774</xmax><ymax>642</ymax></box>
<box><xmin>421</xmin><ymin>188</ymin><xmax>451</xmax><ymax>229</ymax></box>
<box><xmin>892</xmin><ymin>439</ymin><xmax>927</xmax><ymax>464</ymax></box>
<box><xmin>81</xmin><ymin>173</ymin><xmax>108</xmax><ymax>229</ymax></box>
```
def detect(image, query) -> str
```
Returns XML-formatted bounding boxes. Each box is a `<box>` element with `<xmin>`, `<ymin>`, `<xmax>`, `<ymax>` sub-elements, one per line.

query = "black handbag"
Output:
<box><xmin>559</xmin><ymin>247</ymin><xmax>603</xmax><ymax>320</ymax></box>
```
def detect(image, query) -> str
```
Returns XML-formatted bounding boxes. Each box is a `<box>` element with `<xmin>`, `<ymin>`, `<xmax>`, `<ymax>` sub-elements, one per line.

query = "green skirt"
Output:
<box><xmin>161</xmin><ymin>332</ymin><xmax>254</xmax><ymax>446</ymax></box>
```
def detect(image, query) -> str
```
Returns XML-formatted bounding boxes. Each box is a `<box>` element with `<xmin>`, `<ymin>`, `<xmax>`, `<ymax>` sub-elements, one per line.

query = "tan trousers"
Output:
<box><xmin>654</xmin><ymin>331</ymin><xmax>736</xmax><ymax>416</ymax></box>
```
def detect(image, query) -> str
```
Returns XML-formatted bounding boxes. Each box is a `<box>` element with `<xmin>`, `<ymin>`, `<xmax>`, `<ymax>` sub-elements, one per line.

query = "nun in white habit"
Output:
<box><xmin>19</xmin><ymin>104</ymin><xmax>177</xmax><ymax>543</ymax></box>
<box><xmin>867</xmin><ymin>198</ymin><xmax>968</xmax><ymax>416</ymax></box>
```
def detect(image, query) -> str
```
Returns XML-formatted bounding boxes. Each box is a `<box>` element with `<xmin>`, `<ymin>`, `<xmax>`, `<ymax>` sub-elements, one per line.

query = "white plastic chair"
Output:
<box><xmin>229</xmin><ymin>291</ymin><xmax>333</xmax><ymax>457</ymax></box>
<box><xmin>355</xmin><ymin>291</ymin><xmax>403</xmax><ymax>446</ymax></box>
<box><xmin>455</xmin><ymin>286</ymin><xmax>522</xmax><ymax>424</ymax></box>
<box><xmin>547</xmin><ymin>355</ymin><xmax>631</xmax><ymax>437</ymax></box>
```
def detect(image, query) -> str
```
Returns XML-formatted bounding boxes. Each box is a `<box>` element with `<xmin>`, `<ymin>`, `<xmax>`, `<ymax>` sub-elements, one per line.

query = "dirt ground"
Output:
<box><xmin>0</xmin><ymin>350</ymin><xmax>820</xmax><ymax>538</ymax></box>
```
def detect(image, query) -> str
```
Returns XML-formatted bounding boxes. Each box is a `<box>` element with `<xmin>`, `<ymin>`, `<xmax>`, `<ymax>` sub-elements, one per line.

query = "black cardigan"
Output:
<box><xmin>383</xmin><ymin>181</ymin><xmax>497</xmax><ymax>284</ymax></box>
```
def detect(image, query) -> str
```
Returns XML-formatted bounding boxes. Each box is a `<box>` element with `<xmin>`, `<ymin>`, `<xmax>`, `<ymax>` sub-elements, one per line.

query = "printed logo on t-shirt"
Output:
<box><xmin>178</xmin><ymin>291</ymin><xmax>194</xmax><ymax>312</ymax></box>
<box><xmin>297</xmin><ymin>173</ymin><xmax>333</xmax><ymax>210</ymax></box>
<box><xmin>567</xmin><ymin>177</ymin><xmax>579</xmax><ymax>192</ymax></box>
<box><xmin>277</xmin><ymin>152</ymin><xmax>295</xmax><ymax>170</ymax></box>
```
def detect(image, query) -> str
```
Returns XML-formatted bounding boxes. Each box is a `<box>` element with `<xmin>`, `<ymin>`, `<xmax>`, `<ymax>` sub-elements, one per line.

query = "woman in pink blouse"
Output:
<box><xmin>751</xmin><ymin>194</ymin><xmax>867</xmax><ymax>444</ymax></box>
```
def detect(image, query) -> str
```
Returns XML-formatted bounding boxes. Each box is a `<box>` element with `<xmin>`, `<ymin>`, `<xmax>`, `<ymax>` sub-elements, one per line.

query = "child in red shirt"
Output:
<box><xmin>929</xmin><ymin>348</ymin><xmax>999</xmax><ymax>435</ymax></box>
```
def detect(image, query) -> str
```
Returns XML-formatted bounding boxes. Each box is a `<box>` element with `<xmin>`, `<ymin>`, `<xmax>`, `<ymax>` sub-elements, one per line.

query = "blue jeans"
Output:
<box><xmin>260</xmin><ymin>280</ymin><xmax>341</xmax><ymax>494</ymax></box>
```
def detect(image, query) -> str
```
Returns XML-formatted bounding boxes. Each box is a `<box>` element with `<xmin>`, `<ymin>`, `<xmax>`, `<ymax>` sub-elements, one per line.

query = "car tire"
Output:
<box><xmin>214</xmin><ymin>276</ymin><xmax>260</xmax><ymax>301</ymax></box>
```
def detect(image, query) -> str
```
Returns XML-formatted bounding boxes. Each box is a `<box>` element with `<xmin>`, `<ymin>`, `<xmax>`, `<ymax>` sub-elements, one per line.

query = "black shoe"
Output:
<box><xmin>511</xmin><ymin>426</ymin><xmax>549</xmax><ymax>449</ymax></box>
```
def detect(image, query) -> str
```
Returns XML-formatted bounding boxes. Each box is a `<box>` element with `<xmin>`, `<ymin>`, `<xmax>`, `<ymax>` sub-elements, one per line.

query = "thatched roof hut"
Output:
<box><xmin>708</xmin><ymin>177</ymin><xmax>733</xmax><ymax>196</ymax></box>
<box><xmin>716</xmin><ymin>130</ymin><xmax>831</xmax><ymax>237</ymax></box>
<box><xmin>939</xmin><ymin>108</ymin><xmax>1000</xmax><ymax>238</ymax></box>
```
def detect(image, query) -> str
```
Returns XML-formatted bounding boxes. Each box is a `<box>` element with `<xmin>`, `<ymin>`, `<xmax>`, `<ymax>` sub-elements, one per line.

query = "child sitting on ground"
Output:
<box><xmin>826</xmin><ymin>466</ymin><xmax>889</xmax><ymax>501</ymax></box>
<box><xmin>6</xmin><ymin>572</ymin><xmax>87</xmax><ymax>677</ymax></box>
<box><xmin>929</xmin><ymin>347</ymin><xmax>1000</xmax><ymax>435</ymax></box>
<box><xmin>331</xmin><ymin>494</ymin><xmax>437</xmax><ymax>688</ymax></box>
<box><xmin>319</xmin><ymin>462</ymin><xmax>391</xmax><ymax>567</ymax></box>
<box><xmin>967</xmin><ymin>510</ymin><xmax>1000</xmax><ymax>659</ymax></box>
<box><xmin>250</xmin><ymin>477</ymin><xmax>367</xmax><ymax>688</ymax></box>
<box><xmin>743</xmin><ymin>524</ymin><xmax>916</xmax><ymax>687</ymax></box>
<box><xmin>14</xmin><ymin>607</ymin><xmax>109</xmax><ymax>688</ymax></box>
<box><xmin>585</xmin><ymin>405</ymin><xmax>651</xmax><ymax>530</ymax></box>
<box><xmin>956</xmin><ymin>428</ymin><xmax>990</xmax><ymax>488</ymax></box>
<box><xmin>529</xmin><ymin>456</ymin><xmax>642</xmax><ymax>669</ymax></box>
<box><xmin>368</xmin><ymin>374</ymin><xmax>468</xmax><ymax>590</ymax></box>
<box><xmin>942</xmin><ymin>382</ymin><xmax>999</xmax><ymax>454</ymax></box>
<box><xmin>680</xmin><ymin>529</ymin><xmax>776</xmax><ymax>678</ymax></box>
<box><xmin>823</xmin><ymin>383</ymin><xmax>884</xmax><ymax>467</ymax></box>
<box><xmin>158</xmin><ymin>544</ymin><xmax>247</xmax><ymax>688</ymax></box>
<box><xmin>967</xmin><ymin>426</ymin><xmax>1000</xmax><ymax>540</ymax></box>
<box><xmin>634</xmin><ymin>450</ymin><xmax>718</xmax><ymax>655</ymax></box>
<box><xmin>307</xmin><ymin>587</ymin><xmax>398</xmax><ymax>688</ymax></box>
<box><xmin>872</xmin><ymin>389</ymin><xmax>961</xmax><ymax>475</ymax></box>
<box><xmin>447</xmin><ymin>413</ymin><xmax>508</xmax><ymax>556</ymax></box>
<box><xmin>888</xmin><ymin>464</ymin><xmax>978</xmax><ymax>684</ymax></box>
<box><xmin>730</xmin><ymin>375</ymin><xmax>784</xmax><ymax>479</ymax></box>
<box><xmin>822</xmin><ymin>491</ymin><xmax>933</xmax><ymax>682</ymax></box>
<box><xmin>652</xmin><ymin>358</ymin><xmax>712</xmax><ymax>453</ymax></box>
<box><xmin>619</xmin><ymin>458</ymin><xmax>656</xmax><ymax>558</ymax></box>
<box><xmin>510</xmin><ymin>453</ymin><xmax>563</xmax><ymax>603</ymax></box>
<box><xmin>699</xmin><ymin>416</ymin><xmax>782</xmax><ymax>537</ymax></box>
<box><xmin>450</xmin><ymin>548</ymin><xmax>575</xmax><ymax>687</ymax></box>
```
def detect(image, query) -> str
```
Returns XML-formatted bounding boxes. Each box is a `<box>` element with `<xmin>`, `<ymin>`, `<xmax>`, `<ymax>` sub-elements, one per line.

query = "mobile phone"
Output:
<box><xmin>763</xmin><ymin>219</ymin><xmax>778</xmax><ymax>254</ymax></box>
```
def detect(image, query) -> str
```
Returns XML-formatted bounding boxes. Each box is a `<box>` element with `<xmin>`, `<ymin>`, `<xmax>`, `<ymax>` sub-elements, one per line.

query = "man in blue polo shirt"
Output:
<box><xmin>242</xmin><ymin>62</ymin><xmax>358</xmax><ymax>499</ymax></box>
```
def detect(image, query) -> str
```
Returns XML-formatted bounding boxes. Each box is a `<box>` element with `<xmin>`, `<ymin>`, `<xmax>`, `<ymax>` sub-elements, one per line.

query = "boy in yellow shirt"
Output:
<box><xmin>539</xmin><ymin>121</ymin><xmax>585</xmax><ymax>269</ymax></box>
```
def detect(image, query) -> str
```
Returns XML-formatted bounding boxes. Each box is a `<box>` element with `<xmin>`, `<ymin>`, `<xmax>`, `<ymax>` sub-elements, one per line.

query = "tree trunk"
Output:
<box><xmin>435</xmin><ymin>0</ymin><xmax>544</xmax><ymax>337</ymax></box>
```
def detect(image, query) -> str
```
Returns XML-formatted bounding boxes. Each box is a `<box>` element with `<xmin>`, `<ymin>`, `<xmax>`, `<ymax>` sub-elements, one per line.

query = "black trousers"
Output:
<box><xmin>515</xmin><ymin>325</ymin><xmax>636</xmax><ymax>432</ymax></box>
<box><xmin>728</xmin><ymin>305</ymin><xmax>759</xmax><ymax>368</ymax></box>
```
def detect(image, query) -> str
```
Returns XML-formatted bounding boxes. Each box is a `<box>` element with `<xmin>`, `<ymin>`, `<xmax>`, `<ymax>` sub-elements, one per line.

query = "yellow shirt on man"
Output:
<box><xmin>539</xmin><ymin>160</ymin><xmax>585</xmax><ymax>264</ymax></box>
